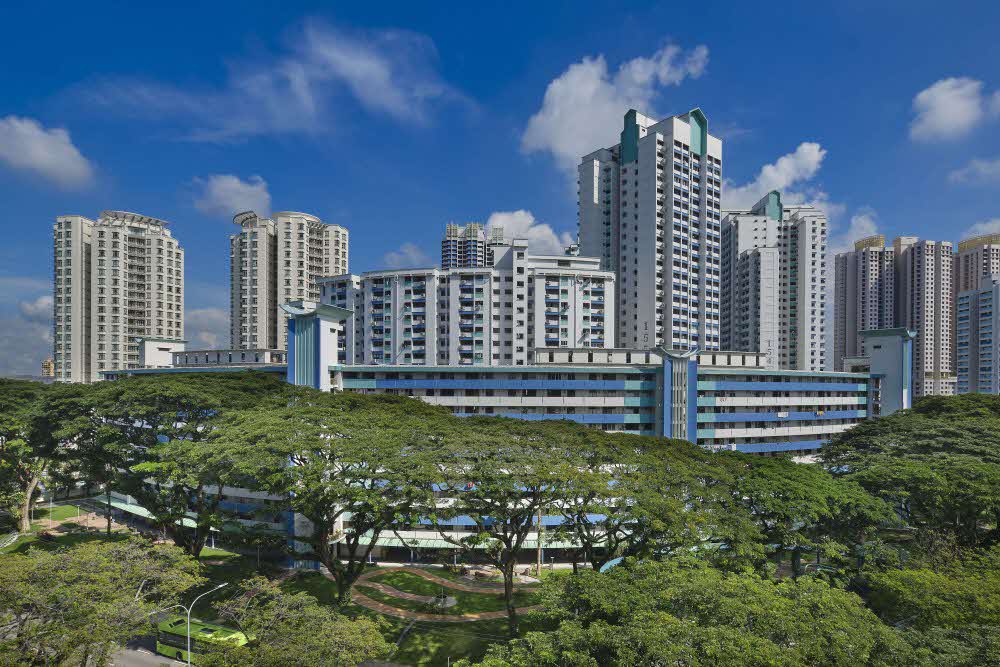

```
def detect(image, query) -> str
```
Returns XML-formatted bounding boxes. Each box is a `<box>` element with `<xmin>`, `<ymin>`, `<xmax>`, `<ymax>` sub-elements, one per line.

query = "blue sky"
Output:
<box><xmin>1</xmin><ymin>0</ymin><xmax>998</xmax><ymax>374</ymax></box>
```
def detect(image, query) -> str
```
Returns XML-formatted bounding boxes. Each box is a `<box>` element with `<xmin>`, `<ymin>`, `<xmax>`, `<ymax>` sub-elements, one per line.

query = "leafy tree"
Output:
<box><xmin>824</xmin><ymin>394</ymin><xmax>1000</xmax><ymax>552</ymax></box>
<box><xmin>216</xmin><ymin>393</ymin><xmax>443</xmax><ymax>604</ymax></box>
<box><xmin>203</xmin><ymin>576</ymin><xmax>391</xmax><ymax>667</ymax></box>
<box><xmin>863</xmin><ymin>546</ymin><xmax>1000</xmax><ymax>630</ymax></box>
<box><xmin>0</xmin><ymin>380</ymin><xmax>79</xmax><ymax>532</ymax></box>
<box><xmin>434</xmin><ymin>417</ymin><xmax>581</xmax><ymax>637</ymax></box>
<box><xmin>718</xmin><ymin>453</ymin><xmax>892</xmax><ymax>574</ymax></box>
<box><xmin>555</xmin><ymin>433</ymin><xmax>745</xmax><ymax>572</ymax></box>
<box><xmin>467</xmin><ymin>558</ymin><xmax>913</xmax><ymax>666</ymax></box>
<box><xmin>97</xmin><ymin>373</ymin><xmax>291</xmax><ymax>557</ymax></box>
<box><xmin>0</xmin><ymin>538</ymin><xmax>202</xmax><ymax>665</ymax></box>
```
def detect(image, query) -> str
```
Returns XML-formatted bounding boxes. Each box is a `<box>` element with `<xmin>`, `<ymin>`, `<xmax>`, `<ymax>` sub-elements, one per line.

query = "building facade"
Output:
<box><xmin>332</xmin><ymin>348</ymin><xmax>888</xmax><ymax>456</ymax></box>
<box><xmin>893</xmin><ymin>236</ymin><xmax>956</xmax><ymax>396</ymax></box>
<box><xmin>833</xmin><ymin>236</ymin><xmax>897</xmax><ymax>370</ymax></box>
<box><xmin>956</xmin><ymin>234</ymin><xmax>1000</xmax><ymax>293</ymax></box>
<box><xmin>957</xmin><ymin>277</ymin><xmax>1000</xmax><ymax>394</ymax></box>
<box><xmin>834</xmin><ymin>235</ymin><xmax>955</xmax><ymax>397</ymax></box>
<box><xmin>320</xmin><ymin>239</ymin><xmax>615</xmax><ymax>367</ymax></box>
<box><xmin>53</xmin><ymin>211</ymin><xmax>184</xmax><ymax>383</ymax></box>
<box><xmin>441</xmin><ymin>223</ymin><xmax>505</xmax><ymax>269</ymax></box>
<box><xmin>578</xmin><ymin>108</ymin><xmax>723</xmax><ymax>352</ymax></box>
<box><xmin>230</xmin><ymin>210</ymin><xmax>348</xmax><ymax>351</ymax></box>
<box><xmin>721</xmin><ymin>191</ymin><xmax>828</xmax><ymax>370</ymax></box>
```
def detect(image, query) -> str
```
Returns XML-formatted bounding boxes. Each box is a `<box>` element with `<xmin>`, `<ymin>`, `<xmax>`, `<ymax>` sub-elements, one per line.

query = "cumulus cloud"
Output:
<box><xmin>0</xmin><ymin>116</ymin><xmax>94</xmax><ymax>188</ymax></box>
<box><xmin>18</xmin><ymin>295</ymin><xmax>53</xmax><ymax>323</ymax></box>
<box><xmin>383</xmin><ymin>242</ymin><xmax>433</xmax><ymax>269</ymax></box>
<box><xmin>0</xmin><ymin>317</ymin><xmax>52</xmax><ymax>377</ymax></box>
<box><xmin>486</xmin><ymin>210</ymin><xmax>574</xmax><ymax>256</ymax></box>
<box><xmin>186</xmin><ymin>307</ymin><xmax>230</xmax><ymax>349</ymax></box>
<box><xmin>949</xmin><ymin>157</ymin><xmax>1000</xmax><ymax>185</ymax></box>
<box><xmin>79</xmin><ymin>20</ymin><xmax>464</xmax><ymax>141</ymax></box>
<box><xmin>194</xmin><ymin>174</ymin><xmax>272</xmax><ymax>218</ymax></box>
<box><xmin>962</xmin><ymin>218</ymin><xmax>1000</xmax><ymax>240</ymax></box>
<box><xmin>522</xmin><ymin>44</ymin><xmax>708</xmax><ymax>176</ymax></box>
<box><xmin>828</xmin><ymin>208</ymin><xmax>880</xmax><ymax>257</ymax></box>
<box><xmin>723</xmin><ymin>142</ymin><xmax>829</xmax><ymax>211</ymax></box>
<box><xmin>910</xmin><ymin>77</ymin><xmax>1000</xmax><ymax>142</ymax></box>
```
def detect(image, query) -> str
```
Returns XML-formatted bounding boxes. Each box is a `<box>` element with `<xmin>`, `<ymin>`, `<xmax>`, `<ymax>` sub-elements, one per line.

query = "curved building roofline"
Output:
<box><xmin>100</xmin><ymin>210</ymin><xmax>171</xmax><ymax>226</ymax></box>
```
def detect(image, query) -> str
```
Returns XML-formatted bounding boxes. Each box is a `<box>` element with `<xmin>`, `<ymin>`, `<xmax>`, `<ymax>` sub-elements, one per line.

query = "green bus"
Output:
<box><xmin>155</xmin><ymin>615</ymin><xmax>249</xmax><ymax>664</ymax></box>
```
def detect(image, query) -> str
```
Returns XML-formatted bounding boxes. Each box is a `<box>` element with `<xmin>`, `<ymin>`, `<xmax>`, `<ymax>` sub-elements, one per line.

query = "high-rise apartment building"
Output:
<box><xmin>834</xmin><ymin>235</ymin><xmax>955</xmax><ymax>397</ymax></box>
<box><xmin>957</xmin><ymin>276</ymin><xmax>1000</xmax><ymax>394</ymax></box>
<box><xmin>956</xmin><ymin>234</ymin><xmax>1000</xmax><ymax>293</ymax></box>
<box><xmin>40</xmin><ymin>357</ymin><xmax>54</xmax><ymax>378</ymax></box>
<box><xmin>894</xmin><ymin>236</ymin><xmax>956</xmax><ymax>397</ymax></box>
<box><xmin>320</xmin><ymin>239</ymin><xmax>614</xmax><ymax>366</ymax></box>
<box><xmin>53</xmin><ymin>211</ymin><xmax>184</xmax><ymax>383</ymax></box>
<box><xmin>834</xmin><ymin>236</ymin><xmax>896</xmax><ymax>370</ymax></box>
<box><xmin>230</xmin><ymin>211</ymin><xmax>348</xmax><ymax>350</ymax></box>
<box><xmin>721</xmin><ymin>191</ymin><xmax>828</xmax><ymax>370</ymax></box>
<box><xmin>441</xmin><ymin>223</ymin><xmax>505</xmax><ymax>269</ymax></box>
<box><xmin>578</xmin><ymin>108</ymin><xmax>723</xmax><ymax>352</ymax></box>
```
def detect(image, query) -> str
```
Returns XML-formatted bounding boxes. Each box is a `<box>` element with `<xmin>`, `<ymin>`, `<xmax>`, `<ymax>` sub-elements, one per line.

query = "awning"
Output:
<box><xmin>342</xmin><ymin>531</ymin><xmax>580</xmax><ymax>550</ymax></box>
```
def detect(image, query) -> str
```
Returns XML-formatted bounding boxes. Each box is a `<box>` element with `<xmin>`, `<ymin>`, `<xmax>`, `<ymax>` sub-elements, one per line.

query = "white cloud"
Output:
<box><xmin>194</xmin><ymin>174</ymin><xmax>272</xmax><ymax>218</ymax></box>
<box><xmin>486</xmin><ymin>210</ymin><xmax>574</xmax><ymax>256</ymax></box>
<box><xmin>828</xmin><ymin>208</ymin><xmax>880</xmax><ymax>257</ymax></box>
<box><xmin>722</xmin><ymin>142</ymin><xmax>829</xmax><ymax>210</ymax></box>
<box><xmin>383</xmin><ymin>242</ymin><xmax>432</xmax><ymax>269</ymax></box>
<box><xmin>80</xmin><ymin>20</ymin><xmax>463</xmax><ymax>141</ymax></box>
<box><xmin>521</xmin><ymin>44</ymin><xmax>708</xmax><ymax>176</ymax></box>
<box><xmin>18</xmin><ymin>295</ymin><xmax>53</xmax><ymax>324</ymax></box>
<box><xmin>186</xmin><ymin>307</ymin><xmax>229</xmax><ymax>349</ymax></box>
<box><xmin>0</xmin><ymin>116</ymin><xmax>94</xmax><ymax>188</ymax></box>
<box><xmin>909</xmin><ymin>77</ymin><xmax>999</xmax><ymax>142</ymax></box>
<box><xmin>949</xmin><ymin>157</ymin><xmax>1000</xmax><ymax>185</ymax></box>
<box><xmin>962</xmin><ymin>218</ymin><xmax>1000</xmax><ymax>240</ymax></box>
<box><xmin>0</xmin><ymin>317</ymin><xmax>52</xmax><ymax>377</ymax></box>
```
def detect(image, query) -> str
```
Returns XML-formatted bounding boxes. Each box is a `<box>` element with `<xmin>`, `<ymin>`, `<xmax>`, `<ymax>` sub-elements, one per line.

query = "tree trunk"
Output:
<box><xmin>19</xmin><ymin>476</ymin><xmax>40</xmax><ymax>532</ymax></box>
<box><xmin>503</xmin><ymin>560</ymin><xmax>518</xmax><ymax>637</ymax></box>
<box><xmin>105</xmin><ymin>487</ymin><xmax>113</xmax><ymax>535</ymax></box>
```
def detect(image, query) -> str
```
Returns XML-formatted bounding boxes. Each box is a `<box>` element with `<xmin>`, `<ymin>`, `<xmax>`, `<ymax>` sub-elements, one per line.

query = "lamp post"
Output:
<box><xmin>186</xmin><ymin>583</ymin><xmax>228</xmax><ymax>666</ymax></box>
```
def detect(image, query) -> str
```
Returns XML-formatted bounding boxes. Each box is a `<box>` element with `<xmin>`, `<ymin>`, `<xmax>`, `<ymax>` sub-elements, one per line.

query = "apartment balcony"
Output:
<box><xmin>545</xmin><ymin>298</ymin><xmax>562</xmax><ymax>305</ymax></box>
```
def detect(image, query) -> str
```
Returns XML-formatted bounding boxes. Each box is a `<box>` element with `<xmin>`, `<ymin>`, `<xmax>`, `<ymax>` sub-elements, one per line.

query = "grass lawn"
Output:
<box><xmin>0</xmin><ymin>523</ymin><xmax>131</xmax><ymax>555</ymax></box>
<box><xmin>30</xmin><ymin>504</ymin><xmax>84</xmax><ymax>523</ymax></box>
<box><xmin>360</xmin><ymin>570</ymin><xmax>539</xmax><ymax>615</ymax></box>
<box><xmin>348</xmin><ymin>601</ymin><xmax>550</xmax><ymax>666</ymax></box>
<box><xmin>279</xmin><ymin>570</ymin><xmax>548</xmax><ymax>665</ymax></box>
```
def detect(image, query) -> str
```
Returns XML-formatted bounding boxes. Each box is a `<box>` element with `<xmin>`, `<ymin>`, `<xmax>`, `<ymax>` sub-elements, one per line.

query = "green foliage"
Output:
<box><xmin>203</xmin><ymin>576</ymin><xmax>391</xmax><ymax>667</ymax></box>
<box><xmin>470</xmin><ymin>559</ymin><xmax>913</xmax><ymax>667</ymax></box>
<box><xmin>434</xmin><ymin>417</ymin><xmax>588</xmax><ymax>636</ymax></box>
<box><xmin>0</xmin><ymin>537</ymin><xmax>202</xmax><ymax>666</ymax></box>
<box><xmin>824</xmin><ymin>393</ymin><xmax>1000</xmax><ymax>551</ymax></box>
<box><xmin>214</xmin><ymin>392</ymin><xmax>446</xmax><ymax>604</ymax></box>
<box><xmin>863</xmin><ymin>546</ymin><xmax>1000</xmax><ymax>630</ymax></box>
<box><xmin>718</xmin><ymin>453</ymin><xmax>894</xmax><ymax>574</ymax></box>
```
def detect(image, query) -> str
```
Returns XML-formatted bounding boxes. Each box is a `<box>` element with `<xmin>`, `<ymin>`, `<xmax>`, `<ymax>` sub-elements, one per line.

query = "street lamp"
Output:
<box><xmin>186</xmin><ymin>583</ymin><xmax>228</xmax><ymax>666</ymax></box>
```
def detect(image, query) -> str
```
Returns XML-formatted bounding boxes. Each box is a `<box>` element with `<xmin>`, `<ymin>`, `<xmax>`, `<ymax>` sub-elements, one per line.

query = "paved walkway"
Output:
<box><xmin>319</xmin><ymin>566</ymin><xmax>542</xmax><ymax>623</ymax></box>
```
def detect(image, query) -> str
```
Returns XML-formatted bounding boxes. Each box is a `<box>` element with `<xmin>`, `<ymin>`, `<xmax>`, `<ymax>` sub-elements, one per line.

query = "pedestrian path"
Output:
<box><xmin>320</xmin><ymin>566</ymin><xmax>542</xmax><ymax>623</ymax></box>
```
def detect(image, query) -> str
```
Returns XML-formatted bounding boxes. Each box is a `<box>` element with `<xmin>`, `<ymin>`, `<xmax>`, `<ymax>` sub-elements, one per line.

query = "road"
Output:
<box><xmin>111</xmin><ymin>637</ymin><xmax>182</xmax><ymax>667</ymax></box>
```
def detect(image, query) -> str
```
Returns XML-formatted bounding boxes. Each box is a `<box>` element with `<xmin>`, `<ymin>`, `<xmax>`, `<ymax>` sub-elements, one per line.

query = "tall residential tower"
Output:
<box><xmin>441</xmin><ymin>223</ymin><xmax>505</xmax><ymax>269</ymax></box>
<box><xmin>721</xmin><ymin>191</ymin><xmax>828</xmax><ymax>370</ymax></box>
<box><xmin>834</xmin><ymin>235</ymin><xmax>955</xmax><ymax>397</ymax></box>
<box><xmin>230</xmin><ymin>211</ymin><xmax>348</xmax><ymax>350</ymax></box>
<box><xmin>53</xmin><ymin>211</ymin><xmax>184</xmax><ymax>383</ymax></box>
<box><xmin>579</xmin><ymin>108</ymin><xmax>723</xmax><ymax>351</ymax></box>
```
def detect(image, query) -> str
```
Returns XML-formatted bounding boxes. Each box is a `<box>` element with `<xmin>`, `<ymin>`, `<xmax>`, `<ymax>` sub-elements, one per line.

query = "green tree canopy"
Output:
<box><xmin>470</xmin><ymin>558</ymin><xmax>912</xmax><ymax>667</ymax></box>
<box><xmin>823</xmin><ymin>394</ymin><xmax>1000</xmax><ymax>551</ymax></box>
<box><xmin>203</xmin><ymin>576</ymin><xmax>391</xmax><ymax>667</ymax></box>
<box><xmin>0</xmin><ymin>538</ymin><xmax>202</xmax><ymax>666</ymax></box>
